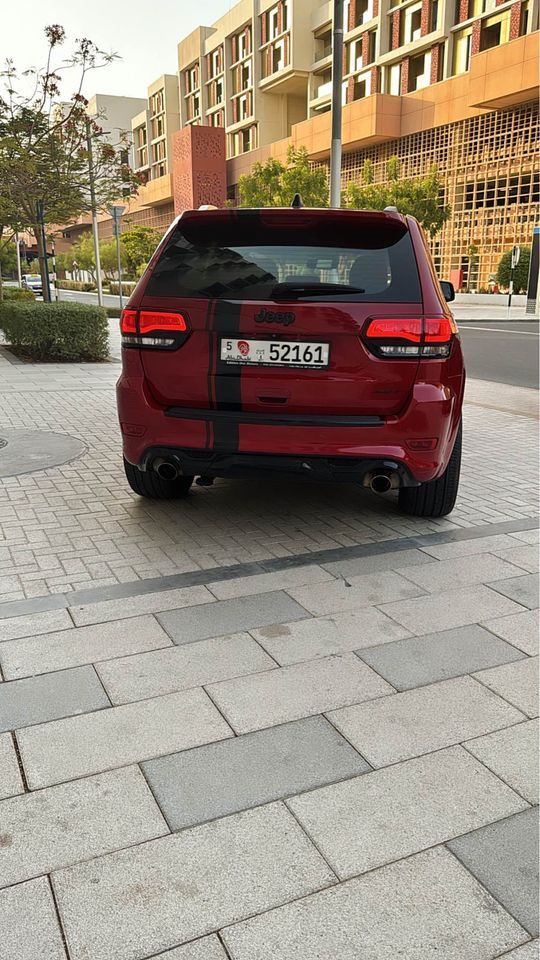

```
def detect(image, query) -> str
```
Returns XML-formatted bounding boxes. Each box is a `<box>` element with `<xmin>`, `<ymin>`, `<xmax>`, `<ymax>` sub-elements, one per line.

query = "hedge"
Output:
<box><xmin>109</xmin><ymin>280</ymin><xmax>137</xmax><ymax>296</ymax></box>
<box><xmin>56</xmin><ymin>279</ymin><xmax>95</xmax><ymax>292</ymax></box>
<box><xmin>0</xmin><ymin>301</ymin><xmax>109</xmax><ymax>362</ymax></box>
<box><xmin>0</xmin><ymin>286</ymin><xmax>36</xmax><ymax>301</ymax></box>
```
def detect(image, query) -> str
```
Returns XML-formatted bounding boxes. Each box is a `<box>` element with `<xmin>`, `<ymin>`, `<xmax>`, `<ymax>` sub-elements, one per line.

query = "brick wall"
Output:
<box><xmin>171</xmin><ymin>125</ymin><xmax>227</xmax><ymax>214</ymax></box>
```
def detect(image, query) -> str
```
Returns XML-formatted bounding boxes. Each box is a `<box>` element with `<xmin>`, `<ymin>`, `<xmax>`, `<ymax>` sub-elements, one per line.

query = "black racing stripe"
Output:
<box><xmin>212</xmin><ymin>300</ymin><xmax>242</xmax><ymax>452</ymax></box>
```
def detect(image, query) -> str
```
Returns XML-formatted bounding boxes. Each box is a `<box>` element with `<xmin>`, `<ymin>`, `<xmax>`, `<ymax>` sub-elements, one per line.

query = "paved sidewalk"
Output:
<box><xmin>0</xmin><ymin>349</ymin><xmax>538</xmax><ymax>959</ymax></box>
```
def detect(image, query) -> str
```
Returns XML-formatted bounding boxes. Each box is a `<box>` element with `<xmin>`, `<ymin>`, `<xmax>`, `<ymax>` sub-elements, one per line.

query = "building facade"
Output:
<box><xmin>84</xmin><ymin>0</ymin><xmax>538</xmax><ymax>288</ymax></box>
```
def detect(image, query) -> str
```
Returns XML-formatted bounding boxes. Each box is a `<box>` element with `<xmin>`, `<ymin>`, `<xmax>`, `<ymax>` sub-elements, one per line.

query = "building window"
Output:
<box><xmin>211</xmin><ymin>47</ymin><xmax>223</xmax><ymax>76</ymax></box>
<box><xmin>314</xmin><ymin>70</ymin><xmax>332</xmax><ymax>99</ymax></box>
<box><xmin>408</xmin><ymin>51</ymin><xmax>430</xmax><ymax>90</ymax></box>
<box><xmin>368</xmin><ymin>30</ymin><xmax>377</xmax><ymax>63</ymax></box>
<box><xmin>272</xmin><ymin>37</ymin><xmax>286</xmax><ymax>72</ymax></box>
<box><xmin>242</xmin><ymin>60</ymin><xmax>252</xmax><ymax>88</ymax></box>
<box><xmin>349</xmin><ymin>39</ymin><xmax>363</xmax><ymax>72</ymax></box>
<box><xmin>314</xmin><ymin>29</ymin><xmax>332</xmax><ymax>60</ymax></box>
<box><xmin>230</xmin><ymin>124</ymin><xmax>257</xmax><ymax>156</ymax></box>
<box><xmin>519</xmin><ymin>1</ymin><xmax>529</xmax><ymax>34</ymax></box>
<box><xmin>430</xmin><ymin>0</ymin><xmax>439</xmax><ymax>31</ymax></box>
<box><xmin>150</xmin><ymin>90</ymin><xmax>164</xmax><ymax>115</ymax></box>
<box><xmin>388</xmin><ymin>62</ymin><xmax>401</xmax><ymax>94</ymax></box>
<box><xmin>452</xmin><ymin>27</ymin><xmax>472</xmax><ymax>74</ymax></box>
<box><xmin>479</xmin><ymin>11</ymin><xmax>510</xmax><ymax>51</ymax></box>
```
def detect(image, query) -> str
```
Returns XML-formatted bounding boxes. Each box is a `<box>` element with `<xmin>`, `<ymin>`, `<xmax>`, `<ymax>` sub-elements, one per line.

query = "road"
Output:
<box><xmin>56</xmin><ymin>289</ymin><xmax>539</xmax><ymax>389</ymax></box>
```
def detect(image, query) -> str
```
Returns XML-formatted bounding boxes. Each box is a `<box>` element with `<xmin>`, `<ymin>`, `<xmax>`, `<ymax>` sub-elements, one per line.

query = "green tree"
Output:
<box><xmin>344</xmin><ymin>158</ymin><xmax>450</xmax><ymax>237</ymax></box>
<box><xmin>120</xmin><ymin>225</ymin><xmax>162</xmax><ymax>277</ymax></box>
<box><xmin>99</xmin><ymin>239</ymin><xmax>127</xmax><ymax>280</ymax></box>
<box><xmin>238</xmin><ymin>146</ymin><xmax>329</xmax><ymax>208</ymax></box>
<box><xmin>0</xmin><ymin>235</ymin><xmax>17</xmax><ymax>277</ymax></box>
<box><xmin>0</xmin><ymin>25</ymin><xmax>140</xmax><ymax>300</ymax></box>
<box><xmin>496</xmin><ymin>246</ymin><xmax>531</xmax><ymax>293</ymax></box>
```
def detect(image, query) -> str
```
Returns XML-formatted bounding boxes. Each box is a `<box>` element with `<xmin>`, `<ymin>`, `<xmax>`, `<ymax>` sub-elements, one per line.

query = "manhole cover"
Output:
<box><xmin>0</xmin><ymin>430</ymin><xmax>86</xmax><ymax>477</ymax></box>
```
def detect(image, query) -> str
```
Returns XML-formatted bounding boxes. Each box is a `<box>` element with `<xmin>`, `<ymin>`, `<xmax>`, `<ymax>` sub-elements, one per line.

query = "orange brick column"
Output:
<box><xmin>171</xmin><ymin>125</ymin><xmax>227</xmax><ymax>215</ymax></box>
<box><xmin>509</xmin><ymin>1</ymin><xmax>522</xmax><ymax>38</ymax></box>
<box><xmin>471</xmin><ymin>18</ymin><xmax>482</xmax><ymax>55</ymax></box>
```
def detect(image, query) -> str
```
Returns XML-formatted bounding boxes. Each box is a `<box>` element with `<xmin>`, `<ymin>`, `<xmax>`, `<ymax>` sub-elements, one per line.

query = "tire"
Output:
<box><xmin>123</xmin><ymin>458</ymin><xmax>194</xmax><ymax>500</ymax></box>
<box><xmin>398</xmin><ymin>422</ymin><xmax>462</xmax><ymax>518</ymax></box>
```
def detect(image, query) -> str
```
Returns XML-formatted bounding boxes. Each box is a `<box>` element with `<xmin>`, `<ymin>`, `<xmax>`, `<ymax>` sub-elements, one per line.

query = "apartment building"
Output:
<box><xmin>95</xmin><ymin>0</ymin><xmax>538</xmax><ymax>286</ymax></box>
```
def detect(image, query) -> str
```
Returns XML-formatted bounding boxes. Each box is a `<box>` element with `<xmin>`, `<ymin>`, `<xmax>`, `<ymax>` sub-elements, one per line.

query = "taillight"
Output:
<box><xmin>120</xmin><ymin>310</ymin><xmax>190</xmax><ymax>350</ymax></box>
<box><xmin>364</xmin><ymin>317</ymin><xmax>457</xmax><ymax>359</ymax></box>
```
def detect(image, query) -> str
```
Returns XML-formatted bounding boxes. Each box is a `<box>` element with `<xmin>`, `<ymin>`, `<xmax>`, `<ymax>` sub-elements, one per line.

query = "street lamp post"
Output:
<box><xmin>15</xmin><ymin>234</ymin><xmax>22</xmax><ymax>287</ymax></box>
<box><xmin>86</xmin><ymin>117</ymin><xmax>104</xmax><ymax>307</ymax></box>
<box><xmin>110</xmin><ymin>205</ymin><xmax>126</xmax><ymax>310</ymax></box>
<box><xmin>36</xmin><ymin>200</ymin><xmax>52</xmax><ymax>302</ymax></box>
<box><xmin>329</xmin><ymin>0</ymin><xmax>345</xmax><ymax>208</ymax></box>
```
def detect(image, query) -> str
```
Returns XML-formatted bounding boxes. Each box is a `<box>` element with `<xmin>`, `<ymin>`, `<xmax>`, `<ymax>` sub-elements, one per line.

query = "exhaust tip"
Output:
<box><xmin>370</xmin><ymin>473</ymin><xmax>393</xmax><ymax>494</ymax></box>
<box><xmin>153</xmin><ymin>458</ymin><xmax>179</xmax><ymax>481</ymax></box>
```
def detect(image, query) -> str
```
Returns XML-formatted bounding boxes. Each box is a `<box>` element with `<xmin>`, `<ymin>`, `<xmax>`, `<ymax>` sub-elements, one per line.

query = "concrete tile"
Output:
<box><xmin>157</xmin><ymin>592</ymin><xmax>310</xmax><ymax>646</ymax></box>
<box><xmin>358</xmin><ymin>624</ymin><xmax>524</xmax><ymax>691</ymax></box>
<box><xmin>207</xmin><ymin>564</ymin><xmax>333</xmax><ymax>600</ymax></box>
<box><xmin>286</xmin><ymin>746</ymin><xmax>527</xmax><ymax>879</ymax></box>
<box><xmin>498</xmin><ymin>943</ymin><xmax>540</xmax><ymax>959</ymax></box>
<box><xmin>0</xmin><ymin>877</ymin><xmax>67</xmax><ymax>960</ymax></box>
<box><xmin>449</xmin><ymin>808</ymin><xmax>539</xmax><ymax>936</ymax></box>
<box><xmin>251</xmin><ymin>608</ymin><xmax>411</xmax><ymax>665</ymax></box>
<box><xmin>482</xmin><ymin>609</ymin><xmax>539</xmax><ymax>656</ymax></box>
<box><xmin>322</xmin><ymin>548</ymin><xmax>436</xmax><ymax>578</ymax></box>
<box><xmin>420</xmin><ymin>534</ymin><xmax>521</xmax><ymax>560</ymax></box>
<box><xmin>17</xmin><ymin>688</ymin><xmax>233</xmax><ymax>789</ymax></box>
<box><xmin>379</xmin><ymin>585</ymin><xmax>524</xmax><ymax>634</ymax></box>
<box><xmin>0</xmin><ymin>732</ymin><xmax>24</xmax><ymax>799</ymax></box>
<box><xmin>0</xmin><ymin>665</ymin><xmax>110</xmax><ymax>733</ymax></box>
<box><xmin>287</xmin><ymin>571</ymin><xmax>424</xmax><ymax>615</ymax></box>
<box><xmin>143</xmin><ymin>716</ymin><xmax>370</xmax><ymax>830</ymax></box>
<box><xmin>397</xmin><ymin>553</ymin><xmax>528</xmax><ymax>594</ymax></box>
<box><xmin>0</xmin><ymin>766</ymin><xmax>168</xmax><ymax>888</ymax></box>
<box><xmin>491</xmin><ymin>544</ymin><xmax>539</xmax><ymax>574</ymax></box>
<box><xmin>151</xmin><ymin>939</ymin><xmax>228</xmax><ymax>959</ymax></box>
<box><xmin>489</xmin><ymin>574</ymin><xmax>539</xmax><ymax>610</ymax></box>
<box><xmin>465</xmin><ymin>719</ymin><xmax>539</xmax><ymax>804</ymax></box>
<box><xmin>328</xmin><ymin>676</ymin><xmax>525</xmax><ymax>767</ymax></box>
<box><xmin>221</xmin><ymin>847</ymin><xmax>528</xmax><ymax>960</ymax></box>
<box><xmin>69</xmin><ymin>585</ymin><xmax>215</xmax><ymax>626</ymax></box>
<box><xmin>52</xmin><ymin>804</ymin><xmax>335</xmax><ymax>960</ymax></box>
<box><xmin>96</xmin><ymin>633</ymin><xmax>274</xmax><ymax>704</ymax></box>
<box><xmin>511</xmin><ymin>529</ymin><xmax>540</xmax><ymax>545</ymax></box>
<box><xmin>207</xmin><ymin>654</ymin><xmax>393</xmax><ymax>734</ymax></box>
<box><xmin>0</xmin><ymin>615</ymin><xmax>173</xmax><ymax>679</ymax></box>
<box><xmin>474</xmin><ymin>657</ymin><xmax>539</xmax><ymax>718</ymax></box>
<box><xmin>0</xmin><ymin>608</ymin><xmax>72</xmax><ymax>642</ymax></box>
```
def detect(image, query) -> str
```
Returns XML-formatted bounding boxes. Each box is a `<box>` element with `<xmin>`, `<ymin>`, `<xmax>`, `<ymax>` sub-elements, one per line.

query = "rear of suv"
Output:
<box><xmin>117</xmin><ymin>206</ymin><xmax>465</xmax><ymax>517</ymax></box>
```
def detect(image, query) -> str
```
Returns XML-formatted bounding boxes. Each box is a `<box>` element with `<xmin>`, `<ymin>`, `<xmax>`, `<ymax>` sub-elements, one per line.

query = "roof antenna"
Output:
<box><xmin>291</xmin><ymin>193</ymin><xmax>303</xmax><ymax>208</ymax></box>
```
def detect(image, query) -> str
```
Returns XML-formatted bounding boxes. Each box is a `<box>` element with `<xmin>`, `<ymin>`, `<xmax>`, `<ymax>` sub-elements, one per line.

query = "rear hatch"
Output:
<box><xmin>137</xmin><ymin>208</ymin><xmax>423</xmax><ymax>418</ymax></box>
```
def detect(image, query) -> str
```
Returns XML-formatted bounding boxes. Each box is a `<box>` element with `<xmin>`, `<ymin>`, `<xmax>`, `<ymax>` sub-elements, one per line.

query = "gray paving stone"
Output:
<box><xmin>0</xmin><ymin>766</ymin><xmax>167</xmax><ymax>888</ymax></box>
<box><xmin>207</xmin><ymin>564</ymin><xmax>333</xmax><ymax>600</ymax></box>
<box><xmin>488</xmin><ymin>573</ymin><xmax>539</xmax><ymax>610</ymax></box>
<box><xmin>51</xmin><ymin>804</ymin><xmax>335</xmax><ymax>960</ymax></box>
<box><xmin>328</xmin><ymin>676</ymin><xmax>525</xmax><ymax>767</ymax></box>
<box><xmin>0</xmin><ymin>732</ymin><xmax>24</xmax><ymax>799</ymax></box>
<box><xmin>17</xmin><ymin>688</ymin><xmax>233</xmax><ymax>789</ymax></box>
<box><xmin>474</xmin><ymin>657</ymin><xmax>539</xmax><ymax>718</ymax></box>
<box><xmin>287</xmin><ymin>746</ymin><xmax>527</xmax><ymax>879</ymax></box>
<box><xmin>419</xmin><ymin>534</ymin><xmax>523</xmax><ymax>560</ymax></box>
<box><xmin>69</xmin><ymin>585</ymin><xmax>215</xmax><ymax>626</ymax></box>
<box><xmin>482</xmin><ymin>609</ymin><xmax>539</xmax><ymax>656</ymax></box>
<box><xmin>465</xmin><ymin>720</ymin><xmax>539</xmax><ymax>804</ymax></box>
<box><xmin>96</xmin><ymin>632</ymin><xmax>275</xmax><ymax>704</ymax></box>
<box><xmin>0</xmin><ymin>615</ymin><xmax>173</xmax><ymax>679</ymax></box>
<box><xmin>221</xmin><ymin>847</ymin><xmax>528</xmax><ymax>960</ymax></box>
<box><xmin>379</xmin><ymin>585</ymin><xmax>525</xmax><ymax>634</ymax></box>
<box><xmin>207</xmin><ymin>653</ymin><xmax>393</xmax><ymax>734</ymax></box>
<box><xmin>157</xmin><ymin>592</ymin><xmax>310</xmax><ymax>645</ymax></box>
<box><xmin>498</xmin><ymin>943</ymin><xmax>540</xmax><ymax>959</ymax></box>
<box><xmin>448</xmin><ymin>808</ymin><xmax>539</xmax><ymax>937</ymax></box>
<box><xmin>0</xmin><ymin>877</ymin><xmax>67</xmax><ymax>960</ymax></box>
<box><xmin>397</xmin><ymin>553</ymin><xmax>528</xmax><ymax>593</ymax></box>
<box><xmin>511</xmin><ymin>530</ymin><xmax>540</xmax><ymax>545</ymax></box>
<box><xmin>150</xmin><ymin>939</ymin><xmax>228</xmax><ymax>959</ymax></box>
<box><xmin>322</xmin><ymin>547</ymin><xmax>436</xmax><ymax>578</ymax></box>
<box><xmin>0</xmin><ymin>665</ymin><xmax>110</xmax><ymax>733</ymax></box>
<box><xmin>358</xmin><ymin>624</ymin><xmax>524</xmax><ymax>691</ymax></box>
<box><xmin>287</xmin><ymin>571</ymin><xmax>425</xmax><ymax>615</ymax></box>
<box><xmin>0</xmin><ymin>608</ymin><xmax>72</xmax><ymax>642</ymax></box>
<box><xmin>491</xmin><ymin>544</ymin><xmax>539</xmax><ymax>573</ymax></box>
<box><xmin>251</xmin><ymin>608</ymin><xmax>411</xmax><ymax>665</ymax></box>
<box><xmin>143</xmin><ymin>716</ymin><xmax>370</xmax><ymax>830</ymax></box>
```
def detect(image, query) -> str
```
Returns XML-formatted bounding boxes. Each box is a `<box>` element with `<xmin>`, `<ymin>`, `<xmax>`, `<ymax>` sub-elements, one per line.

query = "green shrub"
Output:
<box><xmin>109</xmin><ymin>280</ymin><xmax>137</xmax><ymax>296</ymax></box>
<box><xmin>0</xmin><ymin>286</ymin><xmax>36</xmax><ymax>301</ymax></box>
<box><xmin>105</xmin><ymin>307</ymin><xmax>122</xmax><ymax>318</ymax></box>
<box><xmin>0</xmin><ymin>301</ymin><xmax>109</xmax><ymax>362</ymax></box>
<box><xmin>56</xmin><ymin>279</ymin><xmax>95</xmax><ymax>292</ymax></box>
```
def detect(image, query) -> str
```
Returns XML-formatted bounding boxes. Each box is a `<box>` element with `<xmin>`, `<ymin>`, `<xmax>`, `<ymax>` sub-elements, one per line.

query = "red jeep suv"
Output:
<box><xmin>117</xmin><ymin>206</ymin><xmax>464</xmax><ymax>517</ymax></box>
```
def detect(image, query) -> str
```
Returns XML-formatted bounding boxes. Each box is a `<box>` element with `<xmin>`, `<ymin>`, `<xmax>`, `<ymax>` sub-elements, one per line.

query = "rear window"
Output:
<box><xmin>145</xmin><ymin>215</ymin><xmax>422</xmax><ymax>302</ymax></box>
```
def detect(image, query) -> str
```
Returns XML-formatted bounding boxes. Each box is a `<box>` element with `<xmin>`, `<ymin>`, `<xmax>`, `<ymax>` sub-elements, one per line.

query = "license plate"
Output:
<box><xmin>220</xmin><ymin>338</ymin><xmax>329</xmax><ymax>368</ymax></box>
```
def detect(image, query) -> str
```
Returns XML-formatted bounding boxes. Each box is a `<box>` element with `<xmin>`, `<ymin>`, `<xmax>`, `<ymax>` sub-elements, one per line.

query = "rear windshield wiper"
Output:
<box><xmin>271</xmin><ymin>281</ymin><xmax>365</xmax><ymax>299</ymax></box>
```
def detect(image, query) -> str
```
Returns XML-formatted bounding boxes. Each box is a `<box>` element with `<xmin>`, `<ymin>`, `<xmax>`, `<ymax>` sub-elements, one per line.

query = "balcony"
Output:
<box><xmin>468</xmin><ymin>32</ymin><xmax>539</xmax><ymax>109</ymax></box>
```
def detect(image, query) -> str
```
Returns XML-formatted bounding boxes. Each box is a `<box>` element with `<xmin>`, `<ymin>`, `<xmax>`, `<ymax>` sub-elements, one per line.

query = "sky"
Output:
<box><xmin>1</xmin><ymin>0</ymin><xmax>234</xmax><ymax>100</ymax></box>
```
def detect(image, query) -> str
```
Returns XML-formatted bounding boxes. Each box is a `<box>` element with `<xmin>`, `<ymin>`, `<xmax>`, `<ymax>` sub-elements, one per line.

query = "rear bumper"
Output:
<box><xmin>117</xmin><ymin>376</ymin><xmax>463</xmax><ymax>485</ymax></box>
